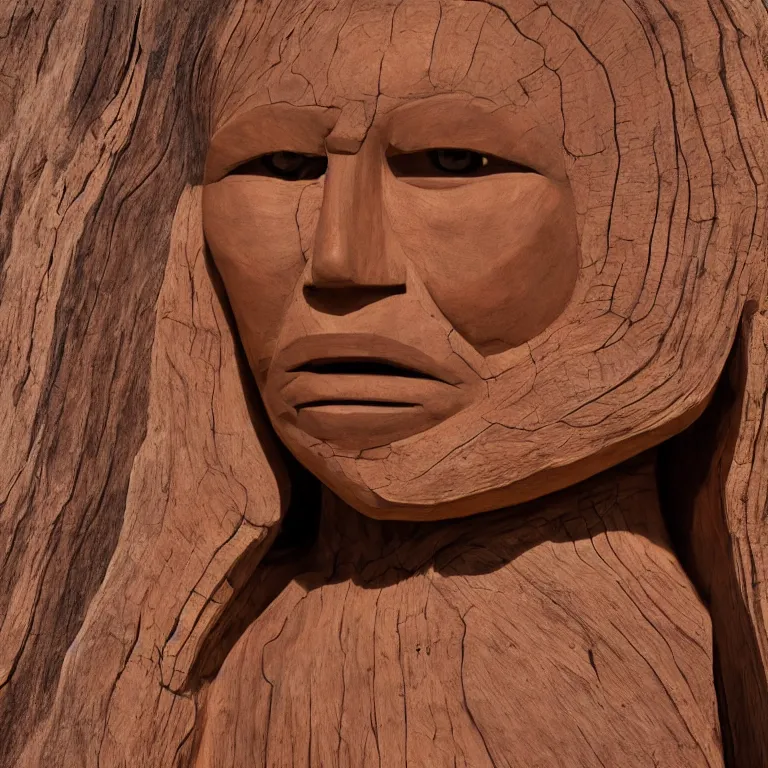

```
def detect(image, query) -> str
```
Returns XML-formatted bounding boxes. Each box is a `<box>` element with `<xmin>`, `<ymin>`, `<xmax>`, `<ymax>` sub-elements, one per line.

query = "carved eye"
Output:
<box><xmin>428</xmin><ymin>149</ymin><xmax>486</xmax><ymax>174</ymax></box>
<box><xmin>388</xmin><ymin>148</ymin><xmax>535</xmax><ymax>178</ymax></box>
<box><xmin>230</xmin><ymin>151</ymin><xmax>327</xmax><ymax>181</ymax></box>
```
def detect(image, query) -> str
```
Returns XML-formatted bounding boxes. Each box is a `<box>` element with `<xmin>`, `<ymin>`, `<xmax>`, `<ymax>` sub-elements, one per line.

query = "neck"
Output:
<box><xmin>312</xmin><ymin>451</ymin><xmax>674</xmax><ymax>584</ymax></box>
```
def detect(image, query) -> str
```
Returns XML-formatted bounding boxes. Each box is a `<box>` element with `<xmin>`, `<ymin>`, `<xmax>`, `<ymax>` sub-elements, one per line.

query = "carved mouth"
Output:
<box><xmin>267</xmin><ymin>334</ymin><xmax>474</xmax><ymax>449</ymax></box>
<box><xmin>288</xmin><ymin>358</ymin><xmax>443</xmax><ymax>410</ymax></box>
<box><xmin>288</xmin><ymin>357</ymin><xmax>441</xmax><ymax>382</ymax></box>
<box><xmin>295</xmin><ymin>400</ymin><xmax>418</xmax><ymax>412</ymax></box>
<box><xmin>272</xmin><ymin>333</ymin><xmax>464</xmax><ymax>388</ymax></box>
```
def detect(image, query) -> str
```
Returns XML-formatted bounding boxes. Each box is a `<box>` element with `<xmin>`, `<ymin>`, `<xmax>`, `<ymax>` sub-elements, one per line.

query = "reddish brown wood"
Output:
<box><xmin>0</xmin><ymin>1</ymin><xmax>766</xmax><ymax>766</ymax></box>
<box><xmin>198</xmin><ymin>458</ymin><xmax>723</xmax><ymax>767</ymax></box>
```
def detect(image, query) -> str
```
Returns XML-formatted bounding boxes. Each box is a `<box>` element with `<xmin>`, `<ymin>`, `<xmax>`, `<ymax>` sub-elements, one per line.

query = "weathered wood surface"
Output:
<box><xmin>198</xmin><ymin>458</ymin><xmax>724</xmax><ymax>768</ymax></box>
<box><xmin>660</xmin><ymin>310</ymin><xmax>768</xmax><ymax>766</ymax></box>
<box><xmin>202</xmin><ymin>0</ymin><xmax>768</xmax><ymax>521</ymax></box>
<box><xmin>0</xmin><ymin>1</ymin><xmax>765</xmax><ymax>767</ymax></box>
<box><xmin>0</xmin><ymin>2</ymin><xmax>256</xmax><ymax>764</ymax></box>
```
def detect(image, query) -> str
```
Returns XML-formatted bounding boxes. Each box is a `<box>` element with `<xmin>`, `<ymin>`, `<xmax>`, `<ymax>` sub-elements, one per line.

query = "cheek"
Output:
<box><xmin>387</xmin><ymin>177</ymin><xmax>579</xmax><ymax>354</ymax></box>
<box><xmin>202</xmin><ymin>180</ymin><xmax>307</xmax><ymax>377</ymax></box>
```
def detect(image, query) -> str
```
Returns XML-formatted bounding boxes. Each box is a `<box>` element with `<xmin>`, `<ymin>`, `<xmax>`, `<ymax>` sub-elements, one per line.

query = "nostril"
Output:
<box><xmin>303</xmin><ymin>284</ymin><xmax>406</xmax><ymax>315</ymax></box>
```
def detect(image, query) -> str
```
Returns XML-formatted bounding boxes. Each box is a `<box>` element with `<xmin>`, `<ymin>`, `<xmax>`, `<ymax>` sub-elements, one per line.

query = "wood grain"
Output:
<box><xmin>197</xmin><ymin>457</ymin><xmax>723</xmax><ymax>768</ymax></box>
<box><xmin>0</xmin><ymin>1</ymin><xmax>765</xmax><ymax>766</ymax></box>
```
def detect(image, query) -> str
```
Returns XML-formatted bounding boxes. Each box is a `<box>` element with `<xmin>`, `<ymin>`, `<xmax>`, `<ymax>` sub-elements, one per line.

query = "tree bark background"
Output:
<box><xmin>0</xmin><ymin>1</ymin><xmax>766</xmax><ymax>767</ymax></box>
<box><xmin>0</xmin><ymin>1</ymin><xmax>250</xmax><ymax>764</ymax></box>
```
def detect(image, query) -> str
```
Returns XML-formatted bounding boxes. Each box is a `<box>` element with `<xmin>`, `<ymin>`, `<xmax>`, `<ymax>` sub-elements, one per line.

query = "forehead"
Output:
<box><xmin>213</xmin><ymin>0</ymin><xmax>547</xmax><ymax>134</ymax></box>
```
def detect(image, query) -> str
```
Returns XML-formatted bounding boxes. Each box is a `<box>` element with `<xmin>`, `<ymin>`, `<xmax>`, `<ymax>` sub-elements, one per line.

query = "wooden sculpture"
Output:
<box><xmin>0</xmin><ymin>0</ymin><xmax>766</xmax><ymax>766</ymax></box>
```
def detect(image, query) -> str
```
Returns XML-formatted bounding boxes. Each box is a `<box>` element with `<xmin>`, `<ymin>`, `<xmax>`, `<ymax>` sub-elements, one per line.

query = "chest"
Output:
<box><xmin>196</xmin><ymin>542</ymin><xmax>723</xmax><ymax>768</ymax></box>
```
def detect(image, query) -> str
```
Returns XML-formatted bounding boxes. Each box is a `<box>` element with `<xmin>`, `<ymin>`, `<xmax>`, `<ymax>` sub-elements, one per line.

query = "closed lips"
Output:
<box><xmin>263</xmin><ymin>333</ymin><xmax>476</xmax><ymax>449</ymax></box>
<box><xmin>284</xmin><ymin>358</ymin><xmax>446</xmax><ymax>410</ymax></box>
<box><xmin>268</xmin><ymin>333</ymin><xmax>465</xmax><ymax>391</ymax></box>
<box><xmin>281</xmin><ymin>360</ymin><xmax>447</xmax><ymax>410</ymax></box>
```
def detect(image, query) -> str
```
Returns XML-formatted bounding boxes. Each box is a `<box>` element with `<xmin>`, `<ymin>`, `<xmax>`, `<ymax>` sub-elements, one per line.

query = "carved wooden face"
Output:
<box><xmin>202</xmin><ymin>0</ymin><xmax>749</xmax><ymax>519</ymax></box>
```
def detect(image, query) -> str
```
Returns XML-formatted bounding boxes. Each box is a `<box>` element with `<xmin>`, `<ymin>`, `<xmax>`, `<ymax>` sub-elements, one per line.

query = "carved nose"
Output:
<box><xmin>308</xmin><ymin>148</ymin><xmax>406</xmax><ymax>300</ymax></box>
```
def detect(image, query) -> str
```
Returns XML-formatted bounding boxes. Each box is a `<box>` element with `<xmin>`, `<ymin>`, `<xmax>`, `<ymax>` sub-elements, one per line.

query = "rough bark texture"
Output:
<box><xmin>197</xmin><ymin>458</ymin><xmax>724</xmax><ymax>768</ymax></box>
<box><xmin>0</xmin><ymin>2</ymin><xmax>250</xmax><ymax>764</ymax></box>
<box><xmin>0</xmin><ymin>0</ymin><xmax>766</xmax><ymax>767</ymax></box>
<box><xmin>660</xmin><ymin>310</ymin><xmax>768</xmax><ymax>767</ymax></box>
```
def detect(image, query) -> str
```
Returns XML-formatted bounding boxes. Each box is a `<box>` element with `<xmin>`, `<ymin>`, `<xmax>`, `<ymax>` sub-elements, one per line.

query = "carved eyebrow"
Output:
<box><xmin>204</xmin><ymin>104</ymin><xmax>339</xmax><ymax>183</ymax></box>
<box><xmin>382</xmin><ymin>94</ymin><xmax>567</xmax><ymax>182</ymax></box>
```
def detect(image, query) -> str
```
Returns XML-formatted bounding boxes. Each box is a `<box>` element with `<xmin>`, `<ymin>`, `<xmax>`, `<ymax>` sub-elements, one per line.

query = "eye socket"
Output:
<box><xmin>429</xmin><ymin>149</ymin><xmax>485</xmax><ymax>173</ymax></box>
<box><xmin>388</xmin><ymin>148</ymin><xmax>535</xmax><ymax>178</ymax></box>
<box><xmin>229</xmin><ymin>151</ymin><xmax>328</xmax><ymax>181</ymax></box>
